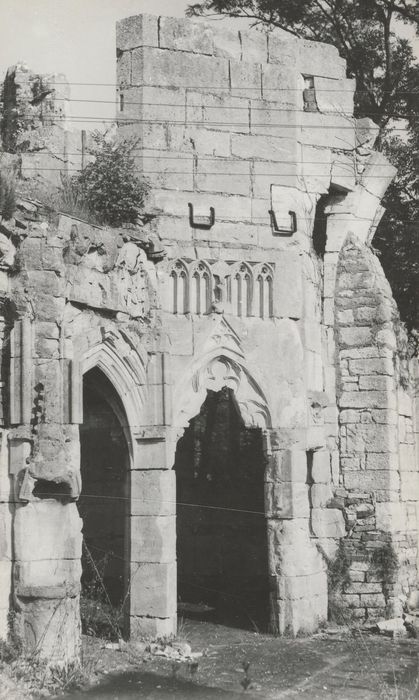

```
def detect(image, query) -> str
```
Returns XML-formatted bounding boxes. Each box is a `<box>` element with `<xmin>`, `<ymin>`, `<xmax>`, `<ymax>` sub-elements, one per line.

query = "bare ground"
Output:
<box><xmin>52</xmin><ymin>619</ymin><xmax>419</xmax><ymax>700</ymax></box>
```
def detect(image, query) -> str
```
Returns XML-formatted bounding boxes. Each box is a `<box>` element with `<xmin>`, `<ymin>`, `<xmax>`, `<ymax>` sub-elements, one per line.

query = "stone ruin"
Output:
<box><xmin>0</xmin><ymin>14</ymin><xmax>418</xmax><ymax>665</ymax></box>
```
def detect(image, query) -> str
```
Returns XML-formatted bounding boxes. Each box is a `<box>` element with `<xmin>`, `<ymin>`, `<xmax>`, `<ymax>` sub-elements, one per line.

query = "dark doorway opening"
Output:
<box><xmin>78</xmin><ymin>368</ymin><xmax>130</xmax><ymax>639</ymax></box>
<box><xmin>175</xmin><ymin>387</ymin><xmax>270</xmax><ymax>632</ymax></box>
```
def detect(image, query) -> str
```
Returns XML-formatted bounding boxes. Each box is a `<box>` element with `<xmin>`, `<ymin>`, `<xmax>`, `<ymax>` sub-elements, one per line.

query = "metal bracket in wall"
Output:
<box><xmin>188</xmin><ymin>203</ymin><xmax>215</xmax><ymax>230</ymax></box>
<box><xmin>269</xmin><ymin>209</ymin><xmax>297</xmax><ymax>236</ymax></box>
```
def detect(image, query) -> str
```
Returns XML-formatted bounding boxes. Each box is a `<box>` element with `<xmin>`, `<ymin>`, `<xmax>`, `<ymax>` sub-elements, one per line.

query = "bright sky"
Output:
<box><xmin>0</xmin><ymin>0</ymin><xmax>417</xmax><ymax>129</ymax></box>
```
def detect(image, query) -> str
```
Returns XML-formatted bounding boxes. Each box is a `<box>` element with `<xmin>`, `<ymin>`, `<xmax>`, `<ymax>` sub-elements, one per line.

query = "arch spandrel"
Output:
<box><xmin>173</xmin><ymin>352</ymin><xmax>272</xmax><ymax>433</ymax></box>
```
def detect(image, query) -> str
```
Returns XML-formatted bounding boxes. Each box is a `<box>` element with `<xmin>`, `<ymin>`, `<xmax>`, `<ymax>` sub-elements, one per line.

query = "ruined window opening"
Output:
<box><xmin>313</xmin><ymin>194</ymin><xmax>329</xmax><ymax>258</ymax></box>
<box><xmin>170</xmin><ymin>261</ymin><xmax>188</xmax><ymax>314</ymax></box>
<box><xmin>78</xmin><ymin>367</ymin><xmax>130</xmax><ymax>640</ymax></box>
<box><xmin>306</xmin><ymin>450</ymin><xmax>314</xmax><ymax>486</ymax></box>
<box><xmin>190</xmin><ymin>263</ymin><xmax>211</xmax><ymax>315</ymax></box>
<box><xmin>32</xmin><ymin>479</ymin><xmax>72</xmax><ymax>502</ymax></box>
<box><xmin>303</xmin><ymin>75</ymin><xmax>318</xmax><ymax>112</ymax></box>
<box><xmin>255</xmin><ymin>265</ymin><xmax>274</xmax><ymax>319</ymax></box>
<box><xmin>119</xmin><ymin>93</ymin><xmax>124</xmax><ymax>112</ymax></box>
<box><xmin>174</xmin><ymin>387</ymin><xmax>270</xmax><ymax>631</ymax></box>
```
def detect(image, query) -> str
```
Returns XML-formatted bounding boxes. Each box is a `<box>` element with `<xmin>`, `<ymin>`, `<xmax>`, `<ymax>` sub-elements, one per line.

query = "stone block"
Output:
<box><xmin>122</xmin><ymin>86</ymin><xmax>185</xmax><ymax>123</ymax></box>
<box><xmin>250</xmin><ymin>100</ymin><xmax>297</xmax><ymax>139</ymax></box>
<box><xmin>150</xmin><ymin>189</ymin><xmax>252</xmax><ymax>222</ymax></box>
<box><xmin>375</xmin><ymin>502</ymin><xmax>407</xmax><ymax>532</ymax></box>
<box><xmin>311</xmin><ymin>508</ymin><xmax>346</xmax><ymax>539</ymax></box>
<box><xmin>15</xmin><ymin>559</ymin><xmax>81</xmax><ymax>590</ymax></box>
<box><xmin>297</xmin><ymin>39</ymin><xmax>346</xmax><ymax>79</ymax></box>
<box><xmin>135</xmin><ymin>148</ymin><xmax>194</xmax><ymax>191</ymax></box>
<box><xmin>17</xmin><ymin>595</ymin><xmax>81</xmax><ymax>663</ymax></box>
<box><xmin>299</xmin><ymin>111</ymin><xmax>355</xmax><ymax>150</ymax></box>
<box><xmin>343</xmin><ymin>470</ymin><xmax>400</xmax><ymax>493</ymax></box>
<box><xmin>299</xmin><ymin>145</ymin><xmax>332</xmax><ymax>194</ymax></box>
<box><xmin>365</xmin><ymin>454</ymin><xmax>399</xmax><ymax>473</ymax></box>
<box><xmin>186</xmin><ymin>91</ymin><xmax>250</xmax><ymax>133</ymax></box>
<box><xmin>240</xmin><ymin>29</ymin><xmax>268</xmax><ymax>63</ymax></box>
<box><xmin>130</xmin><ymin>562</ymin><xmax>176</xmax><ymax>617</ymax></box>
<box><xmin>199</xmin><ymin>220</ymin><xmax>258</xmax><ymax>246</ymax></box>
<box><xmin>348</xmin><ymin>358</ymin><xmax>394</xmax><ymax>376</ymax></box>
<box><xmin>312</xmin><ymin>451</ymin><xmax>331</xmax><ymax>483</ymax></box>
<box><xmin>186</xmin><ymin>128</ymin><xmax>231</xmax><ymax>158</ymax></box>
<box><xmin>131</xmin><ymin>47</ymin><xmax>229</xmax><ymax>90</ymax></box>
<box><xmin>400</xmin><ymin>472</ymin><xmax>419</xmax><ymax>502</ymax></box>
<box><xmin>277</xmin><ymin>593</ymin><xmax>327</xmax><ymax>636</ymax></box>
<box><xmin>252</xmin><ymin>159</ymin><xmax>299</xmax><ymax>196</ymax></box>
<box><xmin>398</xmin><ymin>391</ymin><xmax>413</xmax><ymax>417</ymax></box>
<box><xmin>311</xmin><ymin>483</ymin><xmax>333</xmax><ymax>508</ymax></box>
<box><xmin>196</xmin><ymin>158</ymin><xmax>251</xmax><ymax>196</ymax></box>
<box><xmin>344</xmin><ymin>424</ymin><xmax>398</xmax><ymax>454</ymax></box>
<box><xmin>345</xmin><ymin>582</ymin><xmax>383</xmax><ymax>595</ymax></box>
<box><xmin>116</xmin><ymin>14</ymin><xmax>159</xmax><ymax>51</ymax></box>
<box><xmin>339</xmin><ymin>391</ymin><xmax>395</xmax><ymax>410</ymax></box>
<box><xmin>339</xmin><ymin>327</ymin><xmax>372</xmax><ymax>348</ymax></box>
<box><xmin>261</xmin><ymin>63</ymin><xmax>298</xmax><ymax>106</ymax></box>
<box><xmin>315</xmin><ymin>77</ymin><xmax>355</xmax><ymax>115</ymax></box>
<box><xmin>279</xmin><ymin>449</ymin><xmax>307</xmax><ymax>483</ymax></box>
<box><xmin>213</xmin><ymin>28</ymin><xmax>242</xmax><ymax>60</ymax></box>
<box><xmin>131</xmin><ymin>515</ymin><xmax>175</xmax><ymax>563</ymax></box>
<box><xmin>231</xmin><ymin>133</ymin><xmax>295</xmax><ymax>163</ymax></box>
<box><xmin>274</xmin><ymin>251</ymin><xmax>303</xmax><ymax>319</ymax></box>
<box><xmin>131</xmin><ymin>469</ymin><xmax>175</xmax><ymax>516</ymax></box>
<box><xmin>158</xmin><ymin>17</ymin><xmax>214</xmax><ymax>55</ymax></box>
<box><xmin>331</xmin><ymin>152</ymin><xmax>356</xmax><ymax>191</ymax></box>
<box><xmin>360</xmin><ymin>593</ymin><xmax>386</xmax><ymax>608</ymax></box>
<box><xmin>399</xmin><ymin>444</ymin><xmax>416</xmax><ymax>472</ymax></box>
<box><xmin>134</xmin><ymin>438</ymin><xmax>168</xmax><ymax>471</ymax></box>
<box><xmin>265</xmin><ymin>481</ymin><xmax>310</xmax><ymax>519</ymax></box>
<box><xmin>358</xmin><ymin>376</ymin><xmax>393</xmax><ymax>392</ymax></box>
<box><xmin>230</xmin><ymin>60</ymin><xmax>262</xmax><ymax>99</ymax></box>
<box><xmin>277</xmin><ymin>570</ymin><xmax>327</xmax><ymax>601</ymax></box>
<box><xmin>130</xmin><ymin>615</ymin><xmax>176</xmax><ymax>639</ymax></box>
<box><xmin>361</xmin><ymin>151</ymin><xmax>397</xmax><ymax>200</ymax></box>
<box><xmin>14</xmin><ymin>501</ymin><xmax>82</xmax><ymax>563</ymax></box>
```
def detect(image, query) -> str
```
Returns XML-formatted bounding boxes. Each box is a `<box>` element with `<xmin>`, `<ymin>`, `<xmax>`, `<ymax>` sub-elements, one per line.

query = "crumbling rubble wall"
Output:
<box><xmin>0</xmin><ymin>63</ymin><xmax>86</xmax><ymax>188</ymax></box>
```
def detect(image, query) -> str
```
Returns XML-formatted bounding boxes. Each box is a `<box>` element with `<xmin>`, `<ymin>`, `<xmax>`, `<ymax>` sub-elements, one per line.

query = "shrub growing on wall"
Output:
<box><xmin>72</xmin><ymin>132</ymin><xmax>149</xmax><ymax>227</ymax></box>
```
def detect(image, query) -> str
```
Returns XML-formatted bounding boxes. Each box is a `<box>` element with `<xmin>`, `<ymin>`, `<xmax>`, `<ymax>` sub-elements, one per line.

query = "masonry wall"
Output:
<box><xmin>0</xmin><ymin>13</ymin><xmax>416</xmax><ymax>664</ymax></box>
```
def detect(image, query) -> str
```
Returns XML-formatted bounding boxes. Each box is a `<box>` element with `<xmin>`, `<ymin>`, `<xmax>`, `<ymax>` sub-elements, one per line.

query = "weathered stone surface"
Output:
<box><xmin>311</xmin><ymin>508</ymin><xmax>346</xmax><ymax>539</ymax></box>
<box><xmin>131</xmin><ymin>515</ymin><xmax>176</xmax><ymax>563</ymax></box>
<box><xmin>131</xmin><ymin>47</ymin><xmax>230</xmax><ymax>89</ymax></box>
<box><xmin>116</xmin><ymin>14</ymin><xmax>159</xmax><ymax>51</ymax></box>
<box><xmin>312</xmin><ymin>451</ymin><xmax>331</xmax><ymax>484</ymax></box>
<box><xmin>1</xmin><ymin>12</ymin><xmax>413</xmax><ymax>661</ymax></box>
<box><xmin>158</xmin><ymin>17</ymin><xmax>214</xmax><ymax>55</ymax></box>
<box><xmin>130</xmin><ymin>562</ymin><xmax>176</xmax><ymax>617</ymax></box>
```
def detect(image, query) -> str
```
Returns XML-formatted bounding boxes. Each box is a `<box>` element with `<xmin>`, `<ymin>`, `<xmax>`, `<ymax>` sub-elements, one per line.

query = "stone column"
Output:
<box><xmin>266</xmin><ymin>446</ymin><xmax>328</xmax><ymax>635</ymax></box>
<box><xmin>129</xmin><ymin>351</ymin><xmax>176</xmax><ymax>638</ymax></box>
<box><xmin>130</xmin><ymin>431</ymin><xmax>177</xmax><ymax>638</ymax></box>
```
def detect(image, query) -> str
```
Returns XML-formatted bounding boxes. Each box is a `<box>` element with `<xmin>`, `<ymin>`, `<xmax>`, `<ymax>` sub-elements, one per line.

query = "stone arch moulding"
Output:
<box><xmin>172</xmin><ymin>349</ymin><xmax>272</xmax><ymax>434</ymax></box>
<box><xmin>74</xmin><ymin>327</ymin><xmax>147</xmax><ymax>442</ymax></box>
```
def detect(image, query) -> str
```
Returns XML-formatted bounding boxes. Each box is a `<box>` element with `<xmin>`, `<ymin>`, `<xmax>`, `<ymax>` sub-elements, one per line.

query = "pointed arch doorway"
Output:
<box><xmin>174</xmin><ymin>357</ymin><xmax>272</xmax><ymax>632</ymax></box>
<box><xmin>78</xmin><ymin>367</ymin><xmax>131</xmax><ymax>639</ymax></box>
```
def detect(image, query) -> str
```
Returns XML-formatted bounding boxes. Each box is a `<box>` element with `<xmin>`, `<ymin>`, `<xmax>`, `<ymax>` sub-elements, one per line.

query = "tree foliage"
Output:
<box><xmin>72</xmin><ymin>133</ymin><xmax>149</xmax><ymax>228</ymax></box>
<box><xmin>187</xmin><ymin>0</ymin><xmax>419</xmax><ymax>331</ymax></box>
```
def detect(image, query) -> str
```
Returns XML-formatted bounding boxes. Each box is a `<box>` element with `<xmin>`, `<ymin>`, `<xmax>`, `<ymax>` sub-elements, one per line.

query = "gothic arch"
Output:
<box><xmin>74</xmin><ymin>326</ymin><xmax>147</xmax><ymax>438</ymax></box>
<box><xmin>172</xmin><ymin>348</ymin><xmax>272</xmax><ymax>433</ymax></box>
